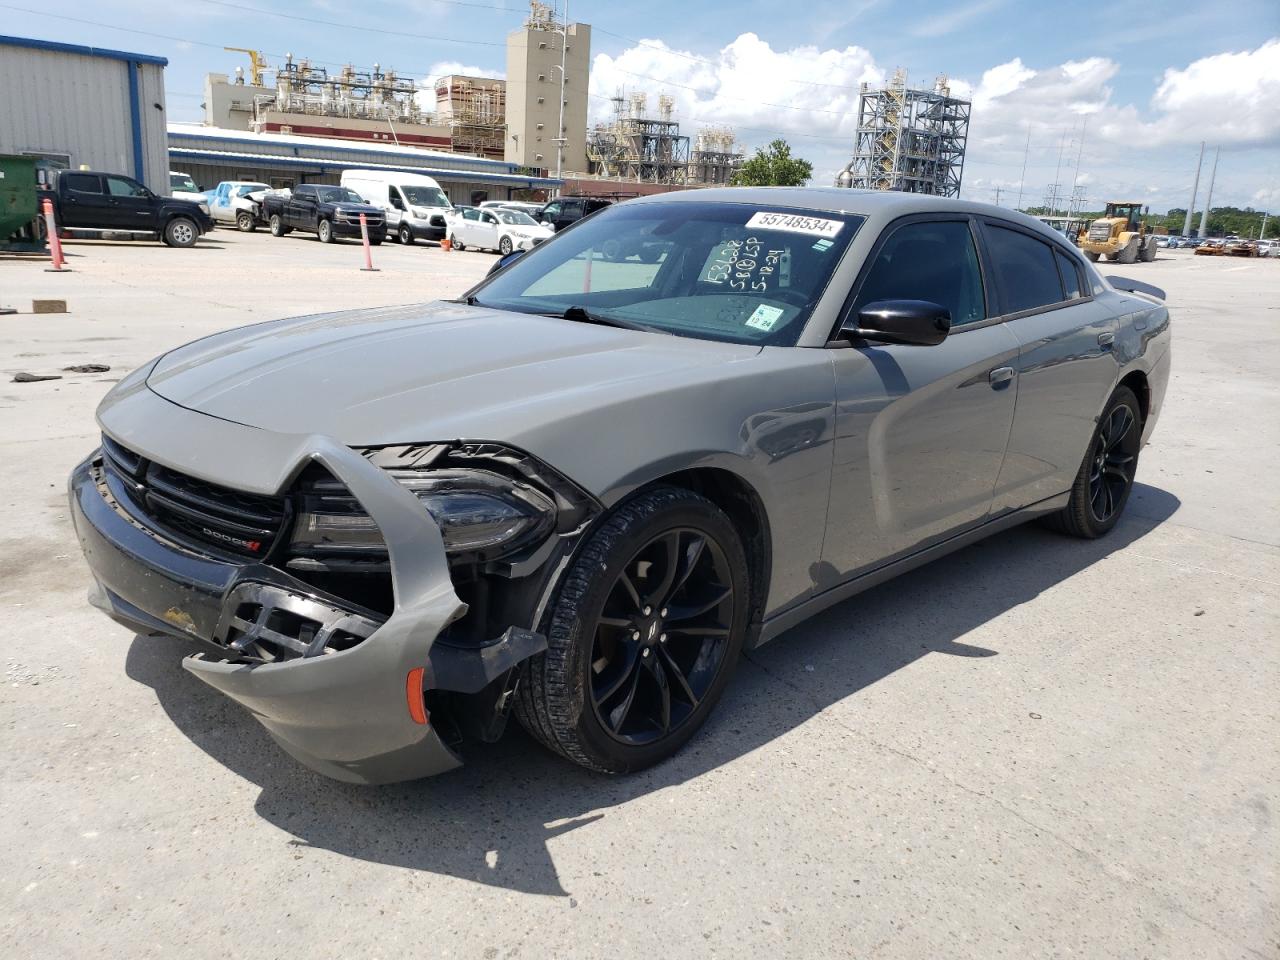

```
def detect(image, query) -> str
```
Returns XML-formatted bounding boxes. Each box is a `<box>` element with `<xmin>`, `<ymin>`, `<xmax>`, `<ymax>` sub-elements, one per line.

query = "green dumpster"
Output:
<box><xmin>0</xmin><ymin>154</ymin><xmax>41</xmax><ymax>251</ymax></box>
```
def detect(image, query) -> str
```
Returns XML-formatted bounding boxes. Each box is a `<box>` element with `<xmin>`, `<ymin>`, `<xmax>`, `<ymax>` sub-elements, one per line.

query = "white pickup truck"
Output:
<box><xmin>209</xmin><ymin>181</ymin><xmax>270</xmax><ymax>231</ymax></box>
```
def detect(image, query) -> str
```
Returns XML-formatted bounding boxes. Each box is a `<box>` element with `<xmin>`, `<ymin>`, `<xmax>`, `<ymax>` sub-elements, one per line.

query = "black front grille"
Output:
<box><xmin>99</xmin><ymin>435</ymin><xmax>288</xmax><ymax>560</ymax></box>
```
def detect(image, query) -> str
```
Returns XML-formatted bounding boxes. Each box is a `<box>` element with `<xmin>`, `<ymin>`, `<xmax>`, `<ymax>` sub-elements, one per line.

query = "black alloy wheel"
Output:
<box><xmin>1088</xmin><ymin>399</ymin><xmax>1139</xmax><ymax>524</ymax></box>
<box><xmin>515</xmin><ymin>486</ymin><xmax>750</xmax><ymax>773</ymax></box>
<box><xmin>588</xmin><ymin>527</ymin><xmax>734</xmax><ymax>745</ymax></box>
<box><xmin>1046</xmin><ymin>385</ymin><xmax>1141</xmax><ymax>539</ymax></box>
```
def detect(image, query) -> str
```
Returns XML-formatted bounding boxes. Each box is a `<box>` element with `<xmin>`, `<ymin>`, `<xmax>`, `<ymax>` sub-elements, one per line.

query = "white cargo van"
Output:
<box><xmin>340</xmin><ymin>170</ymin><xmax>452</xmax><ymax>244</ymax></box>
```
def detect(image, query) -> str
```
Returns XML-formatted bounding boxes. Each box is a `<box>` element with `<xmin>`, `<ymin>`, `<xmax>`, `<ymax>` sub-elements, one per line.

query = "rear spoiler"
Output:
<box><xmin>1107</xmin><ymin>275</ymin><xmax>1166</xmax><ymax>301</ymax></box>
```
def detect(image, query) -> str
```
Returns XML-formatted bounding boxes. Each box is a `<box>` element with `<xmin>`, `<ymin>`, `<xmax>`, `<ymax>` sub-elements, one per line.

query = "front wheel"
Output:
<box><xmin>318</xmin><ymin>219</ymin><xmax>334</xmax><ymax>243</ymax></box>
<box><xmin>448</xmin><ymin>233</ymin><xmax>465</xmax><ymax>251</ymax></box>
<box><xmin>1045</xmin><ymin>386</ymin><xmax>1142</xmax><ymax>539</ymax></box>
<box><xmin>499</xmin><ymin>235</ymin><xmax>514</xmax><ymax>256</ymax></box>
<box><xmin>163</xmin><ymin>217</ymin><xmax>198</xmax><ymax>248</ymax></box>
<box><xmin>235</xmin><ymin>210</ymin><xmax>256</xmax><ymax>232</ymax></box>
<box><xmin>399</xmin><ymin>223</ymin><xmax>414</xmax><ymax>245</ymax></box>
<box><xmin>1084</xmin><ymin>250</ymin><xmax>1100</xmax><ymax>262</ymax></box>
<box><xmin>515</xmin><ymin>486</ymin><xmax>750</xmax><ymax>774</ymax></box>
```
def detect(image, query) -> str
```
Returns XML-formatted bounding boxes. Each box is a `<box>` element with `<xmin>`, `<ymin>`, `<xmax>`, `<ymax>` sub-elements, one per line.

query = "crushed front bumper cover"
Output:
<box><xmin>69</xmin><ymin>379</ymin><xmax>542</xmax><ymax>784</ymax></box>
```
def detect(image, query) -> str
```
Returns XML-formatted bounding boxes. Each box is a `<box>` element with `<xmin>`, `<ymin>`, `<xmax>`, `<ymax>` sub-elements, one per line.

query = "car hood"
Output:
<box><xmin>144</xmin><ymin>302</ymin><xmax>761</xmax><ymax>447</ymax></box>
<box><xmin>331</xmin><ymin>201</ymin><xmax>383</xmax><ymax>215</ymax></box>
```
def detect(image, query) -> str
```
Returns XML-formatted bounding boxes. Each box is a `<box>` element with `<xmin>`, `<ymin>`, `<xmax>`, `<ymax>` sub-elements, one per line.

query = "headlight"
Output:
<box><xmin>413</xmin><ymin>207</ymin><xmax>433</xmax><ymax>218</ymax></box>
<box><xmin>290</xmin><ymin>468</ymin><xmax>555</xmax><ymax>559</ymax></box>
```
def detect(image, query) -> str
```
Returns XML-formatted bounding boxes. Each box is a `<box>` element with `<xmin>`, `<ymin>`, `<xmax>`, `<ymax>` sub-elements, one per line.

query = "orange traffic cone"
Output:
<box><xmin>440</xmin><ymin>237</ymin><xmax>452</xmax><ymax>252</ymax></box>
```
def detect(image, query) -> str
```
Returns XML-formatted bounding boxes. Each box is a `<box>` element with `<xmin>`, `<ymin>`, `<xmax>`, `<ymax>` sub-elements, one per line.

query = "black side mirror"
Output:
<box><xmin>842</xmin><ymin>299</ymin><xmax>951</xmax><ymax>346</ymax></box>
<box><xmin>487</xmin><ymin>249</ymin><xmax>525</xmax><ymax>277</ymax></box>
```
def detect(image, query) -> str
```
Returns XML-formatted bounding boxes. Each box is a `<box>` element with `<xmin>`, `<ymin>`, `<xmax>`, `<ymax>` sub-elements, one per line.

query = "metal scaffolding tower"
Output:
<box><xmin>835</xmin><ymin>70</ymin><xmax>970</xmax><ymax>197</ymax></box>
<box><xmin>587</xmin><ymin>93</ymin><xmax>692</xmax><ymax>184</ymax></box>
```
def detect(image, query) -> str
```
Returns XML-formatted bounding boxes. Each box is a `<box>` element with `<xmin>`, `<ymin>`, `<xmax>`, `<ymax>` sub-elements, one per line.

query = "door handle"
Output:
<box><xmin>1097</xmin><ymin>331</ymin><xmax>1115</xmax><ymax>348</ymax></box>
<box><xmin>989</xmin><ymin>366</ymin><xmax>1015</xmax><ymax>386</ymax></box>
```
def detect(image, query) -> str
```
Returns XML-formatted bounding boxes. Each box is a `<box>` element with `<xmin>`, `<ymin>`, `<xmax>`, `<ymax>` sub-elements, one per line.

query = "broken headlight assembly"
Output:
<box><xmin>290</xmin><ymin>468</ymin><xmax>557</xmax><ymax>562</ymax></box>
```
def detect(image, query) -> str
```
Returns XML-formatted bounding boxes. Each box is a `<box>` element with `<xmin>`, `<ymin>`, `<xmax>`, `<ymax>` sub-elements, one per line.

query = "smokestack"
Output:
<box><xmin>1182</xmin><ymin>141</ymin><xmax>1204</xmax><ymax>237</ymax></box>
<box><xmin>1197</xmin><ymin>146</ymin><xmax>1220</xmax><ymax>238</ymax></box>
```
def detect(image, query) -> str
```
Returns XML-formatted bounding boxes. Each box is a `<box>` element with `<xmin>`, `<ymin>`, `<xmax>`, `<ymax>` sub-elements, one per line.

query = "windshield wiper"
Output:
<box><xmin>547</xmin><ymin>305</ymin><xmax>666</xmax><ymax>334</ymax></box>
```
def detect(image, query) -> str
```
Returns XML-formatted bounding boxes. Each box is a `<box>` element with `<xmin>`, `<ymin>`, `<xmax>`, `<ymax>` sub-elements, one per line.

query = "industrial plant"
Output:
<box><xmin>197</xmin><ymin>1</ymin><xmax>742</xmax><ymax>198</ymax></box>
<box><xmin>836</xmin><ymin>70</ymin><xmax>971</xmax><ymax>196</ymax></box>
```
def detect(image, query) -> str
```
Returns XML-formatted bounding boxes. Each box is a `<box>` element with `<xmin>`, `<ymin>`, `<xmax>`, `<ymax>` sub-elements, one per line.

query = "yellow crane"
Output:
<box><xmin>224</xmin><ymin>47</ymin><xmax>268</xmax><ymax>87</ymax></box>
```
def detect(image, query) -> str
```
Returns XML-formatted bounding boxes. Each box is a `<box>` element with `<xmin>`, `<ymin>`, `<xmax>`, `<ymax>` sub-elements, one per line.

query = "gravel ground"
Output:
<box><xmin>1</xmin><ymin>233</ymin><xmax>1276</xmax><ymax>959</ymax></box>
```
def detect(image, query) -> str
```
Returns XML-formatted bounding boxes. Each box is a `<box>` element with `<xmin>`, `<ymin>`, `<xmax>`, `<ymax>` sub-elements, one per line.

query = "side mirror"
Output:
<box><xmin>842</xmin><ymin>299</ymin><xmax>951</xmax><ymax>346</ymax></box>
<box><xmin>540</xmin><ymin>220</ymin><xmax>553</xmax><ymax>228</ymax></box>
<box><xmin>487</xmin><ymin>249</ymin><xmax>525</xmax><ymax>277</ymax></box>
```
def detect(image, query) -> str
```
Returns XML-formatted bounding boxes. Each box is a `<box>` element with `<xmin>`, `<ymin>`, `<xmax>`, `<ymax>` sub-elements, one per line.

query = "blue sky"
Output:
<box><xmin>4</xmin><ymin>0</ymin><xmax>1278</xmax><ymax>211</ymax></box>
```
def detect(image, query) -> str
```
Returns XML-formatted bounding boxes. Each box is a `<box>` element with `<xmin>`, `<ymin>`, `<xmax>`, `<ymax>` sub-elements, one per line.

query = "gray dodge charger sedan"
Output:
<box><xmin>70</xmin><ymin>188</ymin><xmax>1171</xmax><ymax>783</ymax></box>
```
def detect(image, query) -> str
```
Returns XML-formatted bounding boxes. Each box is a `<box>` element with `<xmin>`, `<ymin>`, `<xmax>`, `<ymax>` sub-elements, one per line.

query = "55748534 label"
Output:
<box><xmin>744</xmin><ymin>212</ymin><xmax>844</xmax><ymax>238</ymax></box>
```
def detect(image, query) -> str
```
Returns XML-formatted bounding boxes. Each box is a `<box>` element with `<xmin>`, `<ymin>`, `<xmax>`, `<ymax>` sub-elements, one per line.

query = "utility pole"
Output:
<box><xmin>1051</xmin><ymin>128</ymin><xmax>1067</xmax><ymax>217</ymax></box>
<box><xmin>1015</xmin><ymin>125</ymin><xmax>1031</xmax><ymax>210</ymax></box>
<box><xmin>992</xmin><ymin>185</ymin><xmax>1004</xmax><ymax>206</ymax></box>
<box><xmin>1197</xmin><ymin>145</ymin><xmax>1219</xmax><ymax>238</ymax></box>
<box><xmin>1261</xmin><ymin>209</ymin><xmax>1269</xmax><ymax>239</ymax></box>
<box><xmin>1069</xmin><ymin>117</ymin><xmax>1087</xmax><ymax>201</ymax></box>
<box><xmin>552</xmin><ymin>1</ymin><xmax>569</xmax><ymax>187</ymax></box>
<box><xmin>1183</xmin><ymin>141</ymin><xmax>1204</xmax><ymax>237</ymax></box>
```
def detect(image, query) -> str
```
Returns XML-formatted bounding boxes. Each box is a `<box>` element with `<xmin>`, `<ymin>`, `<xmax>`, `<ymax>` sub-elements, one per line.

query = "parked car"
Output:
<box><xmin>169</xmin><ymin>171</ymin><xmax>210</xmax><ymax>217</ymax></box>
<box><xmin>69</xmin><ymin>188</ymin><xmax>1170</xmax><ymax>784</ymax></box>
<box><xmin>1256</xmin><ymin>239</ymin><xmax>1279</xmax><ymax>257</ymax></box>
<box><xmin>341</xmin><ymin>169</ymin><xmax>451</xmax><ymax>244</ymax></box>
<box><xmin>263</xmin><ymin>184</ymin><xmax>386</xmax><ymax>244</ymax></box>
<box><xmin>481</xmin><ymin>200</ymin><xmax>545</xmax><ymax>219</ymax></box>
<box><xmin>536</xmin><ymin>195</ymin><xmax>613</xmax><ymax>232</ymax></box>
<box><xmin>38</xmin><ymin>169</ymin><xmax>213</xmax><ymax>247</ymax></box>
<box><xmin>446</xmin><ymin>206</ymin><xmax>552</xmax><ymax>254</ymax></box>
<box><xmin>209</xmin><ymin>181</ymin><xmax>270</xmax><ymax>232</ymax></box>
<box><xmin>1195</xmin><ymin>239</ymin><xmax>1225</xmax><ymax>255</ymax></box>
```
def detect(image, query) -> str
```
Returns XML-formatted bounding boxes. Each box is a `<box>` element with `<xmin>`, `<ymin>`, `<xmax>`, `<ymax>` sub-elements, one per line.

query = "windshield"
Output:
<box><xmin>317</xmin><ymin>186</ymin><xmax>365</xmax><ymax>203</ymax></box>
<box><xmin>496</xmin><ymin>210</ymin><xmax>538</xmax><ymax>226</ymax></box>
<box><xmin>472</xmin><ymin>202</ymin><xmax>864</xmax><ymax>346</ymax></box>
<box><xmin>401</xmin><ymin>185</ymin><xmax>449</xmax><ymax>207</ymax></box>
<box><xmin>170</xmin><ymin>174</ymin><xmax>199</xmax><ymax>193</ymax></box>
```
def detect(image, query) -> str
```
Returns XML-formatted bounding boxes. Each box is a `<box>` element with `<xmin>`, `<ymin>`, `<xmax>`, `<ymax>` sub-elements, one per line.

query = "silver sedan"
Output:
<box><xmin>69</xmin><ymin>188</ymin><xmax>1171</xmax><ymax>783</ymax></box>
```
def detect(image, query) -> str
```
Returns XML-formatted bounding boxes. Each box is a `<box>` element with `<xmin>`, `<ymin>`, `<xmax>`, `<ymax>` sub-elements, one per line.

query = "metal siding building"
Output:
<box><xmin>167</xmin><ymin>124</ymin><xmax>563</xmax><ymax>204</ymax></box>
<box><xmin>0</xmin><ymin>36</ymin><xmax>169</xmax><ymax>190</ymax></box>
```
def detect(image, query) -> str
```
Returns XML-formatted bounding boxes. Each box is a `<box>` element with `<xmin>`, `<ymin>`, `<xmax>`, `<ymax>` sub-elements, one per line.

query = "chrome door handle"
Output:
<box><xmin>989</xmin><ymin>366</ymin><xmax>1015</xmax><ymax>385</ymax></box>
<box><xmin>1097</xmin><ymin>331</ymin><xmax>1115</xmax><ymax>347</ymax></box>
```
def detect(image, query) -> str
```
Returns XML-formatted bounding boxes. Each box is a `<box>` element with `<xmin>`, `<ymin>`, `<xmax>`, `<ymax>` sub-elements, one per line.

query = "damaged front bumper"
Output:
<box><xmin>68</xmin><ymin>389</ymin><xmax>548</xmax><ymax>784</ymax></box>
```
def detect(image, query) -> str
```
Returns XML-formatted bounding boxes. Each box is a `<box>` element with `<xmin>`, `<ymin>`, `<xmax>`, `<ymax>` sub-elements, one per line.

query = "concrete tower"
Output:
<box><xmin>505</xmin><ymin>2</ymin><xmax>591</xmax><ymax>176</ymax></box>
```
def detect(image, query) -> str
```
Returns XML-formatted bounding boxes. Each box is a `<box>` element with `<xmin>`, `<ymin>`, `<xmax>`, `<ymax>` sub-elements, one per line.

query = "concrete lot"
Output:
<box><xmin>1</xmin><ymin>232</ymin><xmax>1276</xmax><ymax>959</ymax></box>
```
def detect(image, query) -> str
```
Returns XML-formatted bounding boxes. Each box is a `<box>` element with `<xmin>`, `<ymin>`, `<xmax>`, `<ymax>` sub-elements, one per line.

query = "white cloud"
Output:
<box><xmin>585</xmin><ymin>33</ymin><xmax>1280</xmax><ymax>208</ymax></box>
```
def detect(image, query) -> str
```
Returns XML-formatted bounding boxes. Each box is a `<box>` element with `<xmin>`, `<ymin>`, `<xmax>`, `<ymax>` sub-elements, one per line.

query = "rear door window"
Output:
<box><xmin>65</xmin><ymin>174</ymin><xmax>102</xmax><ymax>194</ymax></box>
<box><xmin>985</xmin><ymin>224</ymin><xmax>1066</xmax><ymax>314</ymax></box>
<box><xmin>851</xmin><ymin>220</ymin><xmax>986</xmax><ymax>326</ymax></box>
<box><xmin>1055</xmin><ymin>248</ymin><xmax>1083</xmax><ymax>299</ymax></box>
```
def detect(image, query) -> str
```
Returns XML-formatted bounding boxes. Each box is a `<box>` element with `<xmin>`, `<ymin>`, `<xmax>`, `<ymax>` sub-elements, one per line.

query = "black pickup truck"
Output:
<box><xmin>38</xmin><ymin>170</ymin><xmax>213</xmax><ymax>247</ymax></box>
<box><xmin>263</xmin><ymin>185</ymin><xmax>386</xmax><ymax>243</ymax></box>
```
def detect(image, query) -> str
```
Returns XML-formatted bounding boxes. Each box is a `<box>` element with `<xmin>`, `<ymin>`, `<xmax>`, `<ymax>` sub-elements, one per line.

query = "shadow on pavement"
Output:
<box><xmin>124</xmin><ymin>483</ymin><xmax>1180</xmax><ymax>897</ymax></box>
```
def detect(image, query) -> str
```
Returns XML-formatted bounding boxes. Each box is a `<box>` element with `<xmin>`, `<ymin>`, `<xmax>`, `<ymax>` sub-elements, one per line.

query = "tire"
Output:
<box><xmin>1141</xmin><ymin>238</ymin><xmax>1158</xmax><ymax>262</ymax></box>
<box><xmin>318</xmin><ymin>219</ymin><xmax>334</xmax><ymax>243</ymax></box>
<box><xmin>499</xmin><ymin>235</ymin><xmax>514</xmax><ymax>256</ymax></box>
<box><xmin>163</xmin><ymin>217</ymin><xmax>198</xmax><ymax>248</ymax></box>
<box><xmin>235</xmin><ymin>210</ymin><xmax>255</xmax><ymax>232</ymax></box>
<box><xmin>1084</xmin><ymin>250</ymin><xmax>1100</xmax><ymax>262</ymax></box>
<box><xmin>515</xmin><ymin>486</ymin><xmax>751</xmax><ymax>774</ymax></box>
<box><xmin>448</xmin><ymin>233</ymin><xmax>464</xmax><ymax>251</ymax></box>
<box><xmin>601</xmin><ymin>238</ymin><xmax>623</xmax><ymax>261</ymax></box>
<box><xmin>269</xmin><ymin>214</ymin><xmax>288</xmax><ymax>237</ymax></box>
<box><xmin>1044</xmin><ymin>386</ymin><xmax>1142</xmax><ymax>539</ymax></box>
<box><xmin>1116</xmin><ymin>237</ymin><xmax>1139</xmax><ymax>264</ymax></box>
<box><xmin>399</xmin><ymin>223</ymin><xmax>414</xmax><ymax>245</ymax></box>
<box><xmin>370</xmin><ymin>236</ymin><xmax>383</xmax><ymax>246</ymax></box>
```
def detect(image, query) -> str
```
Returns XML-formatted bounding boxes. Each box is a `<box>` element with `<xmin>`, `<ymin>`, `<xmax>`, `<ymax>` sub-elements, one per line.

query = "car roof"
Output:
<box><xmin>623</xmin><ymin>187</ymin><xmax>1066</xmax><ymax>243</ymax></box>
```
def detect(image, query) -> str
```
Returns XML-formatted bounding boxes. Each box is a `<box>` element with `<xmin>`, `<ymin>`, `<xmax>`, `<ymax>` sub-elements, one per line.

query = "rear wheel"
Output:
<box><xmin>1084</xmin><ymin>250</ymin><xmax>1100</xmax><ymax>262</ymax></box>
<box><xmin>235</xmin><ymin>210</ymin><xmax>255</xmax><ymax>232</ymax></box>
<box><xmin>1141</xmin><ymin>238</ymin><xmax>1158</xmax><ymax>262</ymax></box>
<box><xmin>318</xmin><ymin>219</ymin><xmax>334</xmax><ymax>243</ymax></box>
<box><xmin>399</xmin><ymin>223</ymin><xmax>414</xmax><ymax>245</ymax></box>
<box><xmin>516</xmin><ymin>486</ymin><xmax>750</xmax><ymax>773</ymax></box>
<box><xmin>1045</xmin><ymin>386</ymin><xmax>1141</xmax><ymax>539</ymax></box>
<box><xmin>163</xmin><ymin>217</ymin><xmax>198</xmax><ymax>248</ymax></box>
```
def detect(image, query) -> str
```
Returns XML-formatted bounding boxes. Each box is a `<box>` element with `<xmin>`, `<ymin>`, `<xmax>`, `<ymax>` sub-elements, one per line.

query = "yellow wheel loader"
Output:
<box><xmin>1078</xmin><ymin>202</ymin><xmax>1159</xmax><ymax>264</ymax></box>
